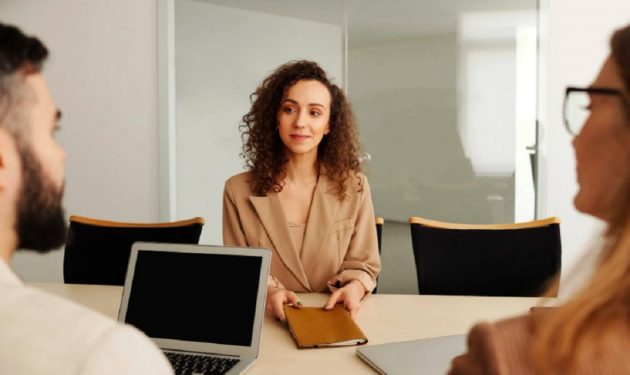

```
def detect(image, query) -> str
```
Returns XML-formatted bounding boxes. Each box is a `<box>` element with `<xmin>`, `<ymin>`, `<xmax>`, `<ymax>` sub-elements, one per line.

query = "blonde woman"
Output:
<box><xmin>449</xmin><ymin>24</ymin><xmax>630</xmax><ymax>374</ymax></box>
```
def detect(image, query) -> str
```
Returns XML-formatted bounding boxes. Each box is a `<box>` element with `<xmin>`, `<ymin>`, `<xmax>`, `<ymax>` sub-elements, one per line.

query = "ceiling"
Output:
<box><xmin>193</xmin><ymin>0</ymin><xmax>537</xmax><ymax>48</ymax></box>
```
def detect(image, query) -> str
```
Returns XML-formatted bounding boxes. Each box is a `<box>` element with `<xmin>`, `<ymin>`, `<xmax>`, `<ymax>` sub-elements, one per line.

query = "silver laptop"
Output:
<box><xmin>118</xmin><ymin>242</ymin><xmax>270</xmax><ymax>375</ymax></box>
<box><xmin>356</xmin><ymin>334</ymin><xmax>467</xmax><ymax>375</ymax></box>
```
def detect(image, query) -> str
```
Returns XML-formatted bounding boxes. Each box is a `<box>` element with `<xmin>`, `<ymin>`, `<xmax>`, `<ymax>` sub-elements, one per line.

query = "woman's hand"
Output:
<box><xmin>324</xmin><ymin>280</ymin><xmax>366</xmax><ymax>319</ymax></box>
<box><xmin>266</xmin><ymin>287</ymin><xmax>302</xmax><ymax>322</ymax></box>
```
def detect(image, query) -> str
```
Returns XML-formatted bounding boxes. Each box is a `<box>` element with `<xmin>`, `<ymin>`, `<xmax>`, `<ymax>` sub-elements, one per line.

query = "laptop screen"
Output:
<box><xmin>123</xmin><ymin>249</ymin><xmax>262</xmax><ymax>347</ymax></box>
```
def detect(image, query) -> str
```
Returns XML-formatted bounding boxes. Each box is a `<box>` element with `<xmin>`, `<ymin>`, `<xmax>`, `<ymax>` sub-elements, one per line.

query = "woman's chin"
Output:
<box><xmin>574</xmin><ymin>191</ymin><xmax>608</xmax><ymax>221</ymax></box>
<box><xmin>574</xmin><ymin>191</ymin><xmax>592</xmax><ymax>215</ymax></box>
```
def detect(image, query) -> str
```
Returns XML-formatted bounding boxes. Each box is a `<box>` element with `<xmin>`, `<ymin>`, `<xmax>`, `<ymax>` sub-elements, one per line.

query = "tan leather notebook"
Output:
<box><xmin>283</xmin><ymin>304</ymin><xmax>368</xmax><ymax>349</ymax></box>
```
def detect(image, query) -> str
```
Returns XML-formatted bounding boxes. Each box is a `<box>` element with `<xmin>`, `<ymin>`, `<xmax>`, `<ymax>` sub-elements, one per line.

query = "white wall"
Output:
<box><xmin>2</xmin><ymin>0</ymin><xmax>629</xmax><ymax>288</ymax></box>
<box><xmin>1</xmin><ymin>0</ymin><xmax>160</xmax><ymax>281</ymax></box>
<box><xmin>174</xmin><ymin>1</ymin><xmax>342</xmax><ymax>245</ymax></box>
<box><xmin>538</xmin><ymin>1</ymin><xmax>630</xmax><ymax>295</ymax></box>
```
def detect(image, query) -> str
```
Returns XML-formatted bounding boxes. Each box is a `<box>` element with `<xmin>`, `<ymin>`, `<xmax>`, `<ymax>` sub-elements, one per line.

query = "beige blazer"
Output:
<box><xmin>223</xmin><ymin>171</ymin><xmax>381</xmax><ymax>293</ymax></box>
<box><xmin>449</xmin><ymin>310</ymin><xmax>630</xmax><ymax>375</ymax></box>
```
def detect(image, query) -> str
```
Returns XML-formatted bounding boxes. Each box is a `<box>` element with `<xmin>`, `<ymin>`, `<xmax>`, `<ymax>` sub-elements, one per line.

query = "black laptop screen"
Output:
<box><xmin>124</xmin><ymin>249</ymin><xmax>262</xmax><ymax>347</ymax></box>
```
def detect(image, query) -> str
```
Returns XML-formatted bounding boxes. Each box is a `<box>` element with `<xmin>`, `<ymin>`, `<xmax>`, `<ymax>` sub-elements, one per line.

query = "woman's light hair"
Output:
<box><xmin>533</xmin><ymin>24</ymin><xmax>630</xmax><ymax>374</ymax></box>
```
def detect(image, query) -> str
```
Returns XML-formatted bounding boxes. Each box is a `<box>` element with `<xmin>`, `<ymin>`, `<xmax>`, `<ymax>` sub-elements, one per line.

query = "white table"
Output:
<box><xmin>31</xmin><ymin>283</ymin><xmax>547</xmax><ymax>374</ymax></box>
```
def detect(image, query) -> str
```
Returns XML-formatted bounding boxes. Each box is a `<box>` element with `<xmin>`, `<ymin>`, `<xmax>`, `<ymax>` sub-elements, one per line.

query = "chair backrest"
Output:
<box><xmin>63</xmin><ymin>215</ymin><xmax>205</xmax><ymax>285</ymax></box>
<box><xmin>375</xmin><ymin>216</ymin><xmax>384</xmax><ymax>254</ymax></box>
<box><xmin>409</xmin><ymin>216</ymin><xmax>561</xmax><ymax>297</ymax></box>
<box><xmin>373</xmin><ymin>216</ymin><xmax>384</xmax><ymax>294</ymax></box>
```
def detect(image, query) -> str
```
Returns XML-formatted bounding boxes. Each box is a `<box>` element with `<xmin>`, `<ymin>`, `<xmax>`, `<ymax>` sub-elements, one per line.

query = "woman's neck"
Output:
<box><xmin>284</xmin><ymin>153</ymin><xmax>319</xmax><ymax>186</ymax></box>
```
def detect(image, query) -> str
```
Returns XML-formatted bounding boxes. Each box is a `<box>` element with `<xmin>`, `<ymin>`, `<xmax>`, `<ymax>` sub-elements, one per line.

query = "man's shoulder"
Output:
<box><xmin>0</xmin><ymin>283</ymin><xmax>170</xmax><ymax>373</ymax></box>
<box><xmin>1</xmin><ymin>283</ymin><xmax>120</xmax><ymax>337</ymax></box>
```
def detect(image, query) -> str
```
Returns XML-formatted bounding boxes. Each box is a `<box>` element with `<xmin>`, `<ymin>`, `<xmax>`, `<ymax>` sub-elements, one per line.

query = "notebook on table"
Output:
<box><xmin>283</xmin><ymin>304</ymin><xmax>368</xmax><ymax>348</ymax></box>
<box><xmin>118</xmin><ymin>241</ymin><xmax>270</xmax><ymax>375</ymax></box>
<box><xmin>356</xmin><ymin>334</ymin><xmax>467</xmax><ymax>375</ymax></box>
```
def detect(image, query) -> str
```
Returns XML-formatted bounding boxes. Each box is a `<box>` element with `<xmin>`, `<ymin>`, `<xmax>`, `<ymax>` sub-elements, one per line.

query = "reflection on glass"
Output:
<box><xmin>346</xmin><ymin>2</ymin><xmax>537</xmax><ymax>225</ymax></box>
<box><xmin>165</xmin><ymin>0</ymin><xmax>539</xmax><ymax>294</ymax></box>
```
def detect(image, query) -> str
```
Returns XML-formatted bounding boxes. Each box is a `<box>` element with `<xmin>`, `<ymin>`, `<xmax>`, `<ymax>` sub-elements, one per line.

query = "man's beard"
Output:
<box><xmin>15</xmin><ymin>145</ymin><xmax>67</xmax><ymax>252</ymax></box>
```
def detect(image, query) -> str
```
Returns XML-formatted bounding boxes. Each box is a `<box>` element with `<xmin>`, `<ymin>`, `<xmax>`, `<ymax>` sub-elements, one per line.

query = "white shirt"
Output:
<box><xmin>0</xmin><ymin>259</ymin><xmax>173</xmax><ymax>375</ymax></box>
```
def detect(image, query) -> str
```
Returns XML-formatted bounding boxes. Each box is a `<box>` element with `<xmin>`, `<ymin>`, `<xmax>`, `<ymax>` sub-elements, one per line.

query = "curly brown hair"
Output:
<box><xmin>239</xmin><ymin>60</ymin><xmax>361</xmax><ymax>200</ymax></box>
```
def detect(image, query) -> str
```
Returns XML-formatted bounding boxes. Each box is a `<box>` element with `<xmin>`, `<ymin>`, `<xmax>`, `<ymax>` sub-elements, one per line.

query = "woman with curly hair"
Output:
<box><xmin>222</xmin><ymin>60</ymin><xmax>381</xmax><ymax>322</ymax></box>
<box><xmin>449</xmin><ymin>23</ymin><xmax>630</xmax><ymax>374</ymax></box>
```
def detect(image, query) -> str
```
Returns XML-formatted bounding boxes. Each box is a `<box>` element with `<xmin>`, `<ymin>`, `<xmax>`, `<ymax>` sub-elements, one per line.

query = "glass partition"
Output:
<box><xmin>161</xmin><ymin>0</ymin><xmax>539</xmax><ymax>293</ymax></box>
<box><xmin>351</xmin><ymin>5</ymin><xmax>537</xmax><ymax>225</ymax></box>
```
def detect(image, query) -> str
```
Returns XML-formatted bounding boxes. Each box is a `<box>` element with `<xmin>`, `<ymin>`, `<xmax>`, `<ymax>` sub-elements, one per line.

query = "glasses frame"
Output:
<box><xmin>563</xmin><ymin>86</ymin><xmax>630</xmax><ymax>136</ymax></box>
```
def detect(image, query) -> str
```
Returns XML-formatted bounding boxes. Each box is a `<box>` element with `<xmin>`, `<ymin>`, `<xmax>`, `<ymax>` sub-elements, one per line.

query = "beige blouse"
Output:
<box><xmin>288</xmin><ymin>222</ymin><xmax>307</xmax><ymax>257</ymax></box>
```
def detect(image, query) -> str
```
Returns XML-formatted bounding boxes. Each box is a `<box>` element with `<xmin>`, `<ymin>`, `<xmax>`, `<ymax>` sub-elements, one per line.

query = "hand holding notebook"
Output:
<box><xmin>283</xmin><ymin>304</ymin><xmax>368</xmax><ymax>348</ymax></box>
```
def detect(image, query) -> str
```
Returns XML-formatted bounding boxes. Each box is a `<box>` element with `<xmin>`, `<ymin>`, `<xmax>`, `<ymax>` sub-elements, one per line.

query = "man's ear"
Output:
<box><xmin>0</xmin><ymin>128</ymin><xmax>21</xmax><ymax>195</ymax></box>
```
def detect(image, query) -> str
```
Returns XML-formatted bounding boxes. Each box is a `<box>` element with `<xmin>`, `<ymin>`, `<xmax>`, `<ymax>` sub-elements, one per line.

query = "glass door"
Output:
<box><xmin>160</xmin><ymin>0</ymin><xmax>539</xmax><ymax>294</ymax></box>
<box><xmin>343</xmin><ymin>0</ymin><xmax>538</xmax><ymax>293</ymax></box>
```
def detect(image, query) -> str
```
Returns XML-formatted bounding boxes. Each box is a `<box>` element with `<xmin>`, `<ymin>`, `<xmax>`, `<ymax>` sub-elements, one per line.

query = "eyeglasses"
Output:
<box><xmin>563</xmin><ymin>86</ymin><xmax>629</xmax><ymax>136</ymax></box>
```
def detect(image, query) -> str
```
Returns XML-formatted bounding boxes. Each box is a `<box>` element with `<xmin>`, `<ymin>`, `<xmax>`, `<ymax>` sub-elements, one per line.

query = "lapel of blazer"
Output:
<box><xmin>249</xmin><ymin>194</ymin><xmax>311</xmax><ymax>290</ymax></box>
<box><xmin>300</xmin><ymin>174</ymin><xmax>340</xmax><ymax>275</ymax></box>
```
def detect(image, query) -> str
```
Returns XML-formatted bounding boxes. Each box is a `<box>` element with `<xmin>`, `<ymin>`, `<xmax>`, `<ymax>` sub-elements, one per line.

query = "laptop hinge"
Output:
<box><xmin>163</xmin><ymin>348</ymin><xmax>239</xmax><ymax>358</ymax></box>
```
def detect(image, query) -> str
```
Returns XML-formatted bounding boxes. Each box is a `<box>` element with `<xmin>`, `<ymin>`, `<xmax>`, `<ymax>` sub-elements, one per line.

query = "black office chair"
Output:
<box><xmin>376</xmin><ymin>217</ymin><xmax>384</xmax><ymax>254</ymax></box>
<box><xmin>372</xmin><ymin>216</ymin><xmax>384</xmax><ymax>294</ymax></box>
<box><xmin>409</xmin><ymin>216</ymin><xmax>561</xmax><ymax>297</ymax></box>
<box><xmin>63</xmin><ymin>215</ymin><xmax>205</xmax><ymax>285</ymax></box>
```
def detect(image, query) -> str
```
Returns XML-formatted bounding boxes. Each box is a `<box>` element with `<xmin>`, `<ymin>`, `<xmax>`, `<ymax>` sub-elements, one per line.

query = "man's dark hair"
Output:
<box><xmin>0</xmin><ymin>23</ymin><xmax>49</xmax><ymax>137</ymax></box>
<box><xmin>0</xmin><ymin>23</ymin><xmax>48</xmax><ymax>78</ymax></box>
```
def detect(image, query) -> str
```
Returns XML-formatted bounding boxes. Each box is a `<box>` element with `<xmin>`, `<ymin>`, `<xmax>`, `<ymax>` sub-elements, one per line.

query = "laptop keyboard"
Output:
<box><xmin>165</xmin><ymin>352</ymin><xmax>240</xmax><ymax>375</ymax></box>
